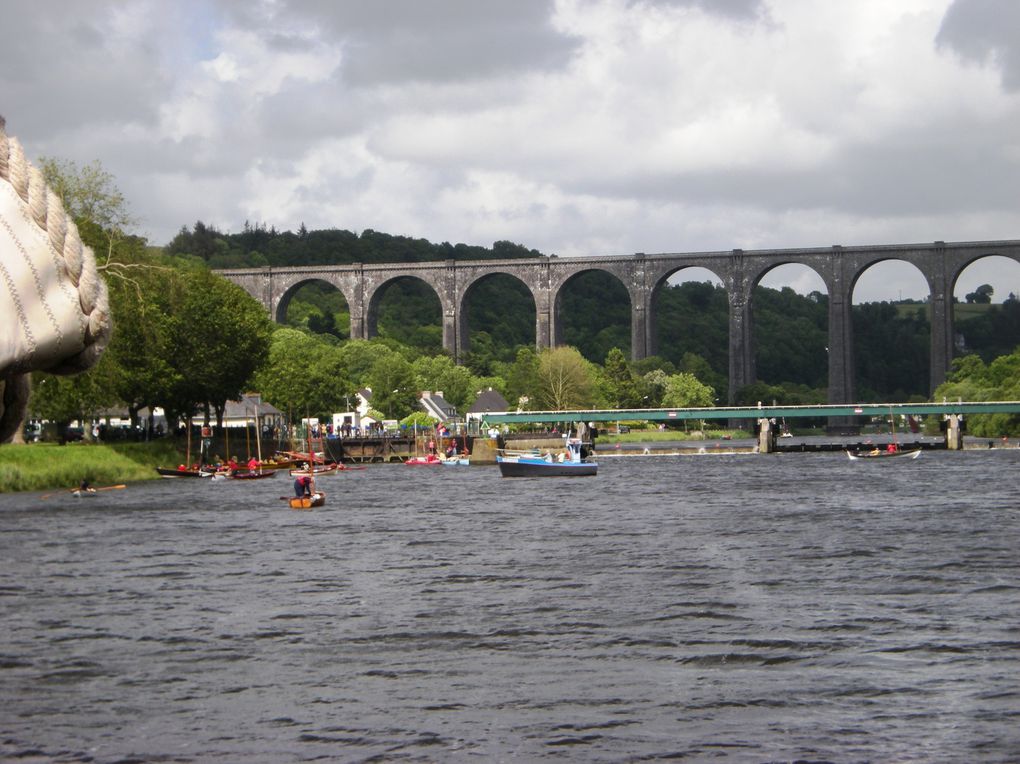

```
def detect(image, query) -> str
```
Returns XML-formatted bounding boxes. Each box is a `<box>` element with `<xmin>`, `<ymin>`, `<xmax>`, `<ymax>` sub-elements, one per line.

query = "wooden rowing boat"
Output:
<box><xmin>845</xmin><ymin>448</ymin><xmax>921</xmax><ymax>461</ymax></box>
<box><xmin>288</xmin><ymin>491</ymin><xmax>326</xmax><ymax>510</ymax></box>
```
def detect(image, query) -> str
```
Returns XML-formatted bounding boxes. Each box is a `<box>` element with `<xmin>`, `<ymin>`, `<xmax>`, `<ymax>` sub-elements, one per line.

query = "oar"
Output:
<box><xmin>40</xmin><ymin>484</ymin><xmax>126</xmax><ymax>500</ymax></box>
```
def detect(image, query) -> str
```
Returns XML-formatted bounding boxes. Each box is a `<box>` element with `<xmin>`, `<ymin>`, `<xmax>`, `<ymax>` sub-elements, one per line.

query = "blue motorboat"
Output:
<box><xmin>496</xmin><ymin>438</ymin><xmax>597</xmax><ymax>477</ymax></box>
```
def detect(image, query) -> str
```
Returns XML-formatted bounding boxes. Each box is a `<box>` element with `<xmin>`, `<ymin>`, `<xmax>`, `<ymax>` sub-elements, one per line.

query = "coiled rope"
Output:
<box><xmin>0</xmin><ymin>115</ymin><xmax>112</xmax><ymax>442</ymax></box>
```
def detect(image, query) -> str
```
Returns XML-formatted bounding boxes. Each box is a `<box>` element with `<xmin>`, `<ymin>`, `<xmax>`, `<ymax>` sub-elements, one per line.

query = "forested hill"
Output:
<box><xmin>165</xmin><ymin>221</ymin><xmax>545</xmax><ymax>269</ymax></box>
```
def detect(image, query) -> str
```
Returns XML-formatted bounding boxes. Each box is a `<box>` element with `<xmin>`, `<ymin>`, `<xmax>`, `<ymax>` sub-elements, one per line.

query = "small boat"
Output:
<box><xmin>288</xmin><ymin>463</ymin><xmax>339</xmax><ymax>477</ymax></box>
<box><xmin>441</xmin><ymin>456</ymin><xmax>470</xmax><ymax>466</ymax></box>
<box><xmin>155</xmin><ymin>466</ymin><xmax>214</xmax><ymax>478</ymax></box>
<box><xmin>405</xmin><ymin>454</ymin><xmax>442</xmax><ymax>466</ymax></box>
<box><xmin>847</xmin><ymin>410</ymin><xmax>922</xmax><ymax>461</ymax></box>
<box><xmin>72</xmin><ymin>488</ymin><xmax>97</xmax><ymax>498</ymax></box>
<box><xmin>289</xmin><ymin>490</ymin><xmax>326</xmax><ymax>510</ymax></box>
<box><xmin>286</xmin><ymin>425</ymin><xmax>326</xmax><ymax>509</ymax></box>
<box><xmin>845</xmin><ymin>447</ymin><xmax>922</xmax><ymax>461</ymax></box>
<box><xmin>229</xmin><ymin>469</ymin><xmax>278</xmax><ymax>480</ymax></box>
<box><xmin>497</xmin><ymin>438</ymin><xmax>597</xmax><ymax>477</ymax></box>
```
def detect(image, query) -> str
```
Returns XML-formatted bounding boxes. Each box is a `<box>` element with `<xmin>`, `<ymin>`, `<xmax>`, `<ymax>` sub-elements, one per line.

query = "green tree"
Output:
<box><xmin>676</xmin><ymin>352</ymin><xmax>725</xmax><ymax>402</ymax></box>
<box><xmin>39</xmin><ymin>156</ymin><xmax>132</xmax><ymax>234</ymax></box>
<box><xmin>536</xmin><ymin>346</ymin><xmax>595</xmax><ymax>410</ymax></box>
<box><xmin>254</xmin><ymin>329</ymin><xmax>356</xmax><ymax>421</ymax></box>
<box><xmin>661</xmin><ymin>372</ymin><xmax>716</xmax><ymax>409</ymax></box>
<box><xmin>367</xmin><ymin>354</ymin><xmax>418</xmax><ymax>419</ymax></box>
<box><xmin>935</xmin><ymin>350</ymin><xmax>1020</xmax><ymax>436</ymax></box>
<box><xmin>603</xmin><ymin>347</ymin><xmax>643</xmax><ymax>408</ymax></box>
<box><xmin>253</xmin><ymin>329</ymin><xmax>317</xmax><ymax>417</ymax></box>
<box><xmin>965</xmin><ymin>284</ymin><xmax>994</xmax><ymax>304</ymax></box>
<box><xmin>642</xmin><ymin>369</ymin><xmax>670</xmax><ymax>408</ymax></box>
<box><xmin>170</xmin><ymin>270</ymin><xmax>274</xmax><ymax>426</ymax></box>
<box><xmin>30</xmin><ymin>353</ymin><xmax>120</xmax><ymax>442</ymax></box>
<box><xmin>502</xmin><ymin>346</ymin><xmax>541</xmax><ymax>408</ymax></box>
<box><xmin>412</xmin><ymin>355</ymin><xmax>474</xmax><ymax>411</ymax></box>
<box><xmin>337</xmin><ymin>339</ymin><xmax>397</xmax><ymax>389</ymax></box>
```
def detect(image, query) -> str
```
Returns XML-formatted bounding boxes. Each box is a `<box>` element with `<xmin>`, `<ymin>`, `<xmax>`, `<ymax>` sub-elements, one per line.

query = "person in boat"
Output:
<box><xmin>293</xmin><ymin>475</ymin><xmax>312</xmax><ymax>498</ymax></box>
<box><xmin>445</xmin><ymin>442</ymin><xmax>457</xmax><ymax>459</ymax></box>
<box><xmin>79</xmin><ymin>478</ymin><xmax>91</xmax><ymax>491</ymax></box>
<box><xmin>886</xmin><ymin>442</ymin><xmax>898</xmax><ymax>453</ymax></box>
<box><xmin>247</xmin><ymin>456</ymin><xmax>259</xmax><ymax>472</ymax></box>
<box><xmin>869</xmin><ymin>447</ymin><xmax>881</xmax><ymax>456</ymax></box>
<box><xmin>427</xmin><ymin>439</ymin><xmax>437</xmax><ymax>456</ymax></box>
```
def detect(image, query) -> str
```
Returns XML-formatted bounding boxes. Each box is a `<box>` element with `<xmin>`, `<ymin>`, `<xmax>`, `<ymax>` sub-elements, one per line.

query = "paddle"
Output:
<box><xmin>40</xmin><ymin>484</ymin><xmax>127</xmax><ymax>500</ymax></box>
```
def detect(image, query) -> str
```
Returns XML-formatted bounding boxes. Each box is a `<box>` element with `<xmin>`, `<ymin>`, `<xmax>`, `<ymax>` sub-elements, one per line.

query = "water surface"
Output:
<box><xmin>2</xmin><ymin>451</ymin><xmax>1018</xmax><ymax>761</ymax></box>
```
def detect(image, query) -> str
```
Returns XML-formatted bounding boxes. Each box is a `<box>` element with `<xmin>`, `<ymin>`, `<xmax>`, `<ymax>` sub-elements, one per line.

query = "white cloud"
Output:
<box><xmin>2</xmin><ymin>0</ymin><xmax>1019</xmax><ymax>302</ymax></box>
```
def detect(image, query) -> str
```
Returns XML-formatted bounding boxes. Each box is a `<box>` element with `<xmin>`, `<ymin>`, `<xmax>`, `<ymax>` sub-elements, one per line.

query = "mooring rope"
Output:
<box><xmin>0</xmin><ymin>114</ymin><xmax>112</xmax><ymax>442</ymax></box>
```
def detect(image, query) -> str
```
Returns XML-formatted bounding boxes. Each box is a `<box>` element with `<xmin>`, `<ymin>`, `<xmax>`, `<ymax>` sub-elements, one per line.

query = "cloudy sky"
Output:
<box><xmin>3</xmin><ymin>0</ymin><xmax>1019</xmax><ymax>301</ymax></box>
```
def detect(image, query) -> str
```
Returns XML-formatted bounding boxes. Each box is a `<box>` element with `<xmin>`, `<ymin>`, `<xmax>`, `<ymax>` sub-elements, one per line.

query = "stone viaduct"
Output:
<box><xmin>216</xmin><ymin>239</ymin><xmax>1020</xmax><ymax>404</ymax></box>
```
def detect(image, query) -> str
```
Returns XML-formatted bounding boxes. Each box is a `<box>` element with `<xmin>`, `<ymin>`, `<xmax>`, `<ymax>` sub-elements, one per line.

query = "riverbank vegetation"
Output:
<box><xmin>933</xmin><ymin>350</ymin><xmax>1020</xmax><ymax>437</ymax></box>
<box><xmin>0</xmin><ymin>442</ymin><xmax>182</xmax><ymax>493</ymax></box>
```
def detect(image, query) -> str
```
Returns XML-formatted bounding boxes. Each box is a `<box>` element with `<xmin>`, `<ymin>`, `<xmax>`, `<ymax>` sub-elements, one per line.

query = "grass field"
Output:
<box><xmin>892</xmin><ymin>302</ymin><xmax>996</xmax><ymax>321</ymax></box>
<box><xmin>0</xmin><ymin>441</ymin><xmax>184</xmax><ymax>493</ymax></box>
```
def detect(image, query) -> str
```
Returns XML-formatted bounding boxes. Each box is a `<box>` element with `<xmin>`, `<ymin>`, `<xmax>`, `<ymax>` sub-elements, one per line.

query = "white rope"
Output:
<box><xmin>0</xmin><ymin>114</ymin><xmax>112</xmax><ymax>442</ymax></box>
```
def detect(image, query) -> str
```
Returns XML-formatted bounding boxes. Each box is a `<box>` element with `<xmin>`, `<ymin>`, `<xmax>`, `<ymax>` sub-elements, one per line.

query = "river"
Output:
<box><xmin>1</xmin><ymin>450</ymin><xmax>1018</xmax><ymax>762</ymax></box>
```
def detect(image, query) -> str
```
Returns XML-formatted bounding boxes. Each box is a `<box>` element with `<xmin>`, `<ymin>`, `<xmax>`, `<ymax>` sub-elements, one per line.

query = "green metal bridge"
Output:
<box><xmin>479</xmin><ymin>401</ymin><xmax>1020</xmax><ymax>425</ymax></box>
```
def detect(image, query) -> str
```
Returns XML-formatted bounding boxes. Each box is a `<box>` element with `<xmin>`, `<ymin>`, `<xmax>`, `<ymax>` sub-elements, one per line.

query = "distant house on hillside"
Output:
<box><xmin>466</xmin><ymin>388</ymin><xmax>509</xmax><ymax>419</ymax></box>
<box><xmin>331</xmin><ymin>388</ymin><xmax>383</xmax><ymax>434</ymax></box>
<box><xmin>419</xmin><ymin>391</ymin><xmax>458</xmax><ymax>424</ymax></box>
<box><xmin>465</xmin><ymin>388</ymin><xmax>510</xmax><ymax>434</ymax></box>
<box><xmin>222</xmin><ymin>393</ymin><xmax>284</xmax><ymax>431</ymax></box>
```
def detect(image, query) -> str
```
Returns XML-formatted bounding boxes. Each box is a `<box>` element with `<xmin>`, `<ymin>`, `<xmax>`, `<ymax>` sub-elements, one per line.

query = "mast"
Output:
<box><xmin>307</xmin><ymin>418</ymin><xmax>316</xmax><ymax>496</ymax></box>
<box><xmin>254</xmin><ymin>402</ymin><xmax>262</xmax><ymax>470</ymax></box>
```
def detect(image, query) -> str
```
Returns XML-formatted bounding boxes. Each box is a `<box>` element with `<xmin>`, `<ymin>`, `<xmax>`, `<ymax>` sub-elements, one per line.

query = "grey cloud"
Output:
<box><xmin>0</xmin><ymin>1</ymin><xmax>169</xmax><ymax>145</ymax></box>
<box><xmin>555</xmin><ymin>121</ymin><xmax>1020</xmax><ymax>220</ymax></box>
<box><xmin>937</xmin><ymin>0</ymin><xmax>1020</xmax><ymax>91</ymax></box>
<box><xmin>631</xmin><ymin>0</ymin><xmax>766</xmax><ymax>21</ymax></box>
<box><xmin>226</xmin><ymin>0</ymin><xmax>581</xmax><ymax>86</ymax></box>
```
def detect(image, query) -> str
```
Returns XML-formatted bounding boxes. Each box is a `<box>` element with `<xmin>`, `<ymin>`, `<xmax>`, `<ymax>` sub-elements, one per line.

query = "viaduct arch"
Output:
<box><xmin>216</xmin><ymin>239</ymin><xmax>1020</xmax><ymax>404</ymax></box>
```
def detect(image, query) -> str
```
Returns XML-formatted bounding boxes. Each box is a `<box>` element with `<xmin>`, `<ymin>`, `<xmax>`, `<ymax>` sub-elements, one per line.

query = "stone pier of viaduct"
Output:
<box><xmin>216</xmin><ymin>239</ymin><xmax>1020</xmax><ymax>404</ymax></box>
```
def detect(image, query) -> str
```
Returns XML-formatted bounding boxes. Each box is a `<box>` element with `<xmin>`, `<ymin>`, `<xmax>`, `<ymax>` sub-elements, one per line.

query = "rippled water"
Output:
<box><xmin>1</xmin><ymin>451</ymin><xmax>1019</xmax><ymax>762</ymax></box>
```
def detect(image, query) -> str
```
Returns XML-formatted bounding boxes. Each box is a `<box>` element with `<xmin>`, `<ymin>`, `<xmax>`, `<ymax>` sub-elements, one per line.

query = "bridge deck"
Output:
<box><xmin>479</xmin><ymin>401</ymin><xmax>1020</xmax><ymax>424</ymax></box>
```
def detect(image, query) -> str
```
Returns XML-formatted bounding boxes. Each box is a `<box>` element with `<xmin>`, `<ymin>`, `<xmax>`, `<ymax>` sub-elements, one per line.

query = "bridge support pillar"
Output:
<box><xmin>631</xmin><ymin>303</ymin><xmax>648</xmax><ymax>361</ymax></box>
<box><xmin>727</xmin><ymin>289</ymin><xmax>754</xmax><ymax>404</ymax></box>
<box><xmin>945</xmin><ymin>414</ymin><xmax>964</xmax><ymax>450</ymax></box>
<box><xmin>757</xmin><ymin>417</ymin><xmax>776</xmax><ymax>453</ymax></box>
<box><xmin>442</xmin><ymin>312</ymin><xmax>458</xmax><ymax>359</ymax></box>
<box><xmin>929</xmin><ymin>244</ymin><xmax>954</xmax><ymax>393</ymax></box>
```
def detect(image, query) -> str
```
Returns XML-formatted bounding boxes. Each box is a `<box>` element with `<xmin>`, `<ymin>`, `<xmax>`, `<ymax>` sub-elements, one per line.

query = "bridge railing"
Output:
<box><xmin>479</xmin><ymin>401</ymin><xmax>1020</xmax><ymax>424</ymax></box>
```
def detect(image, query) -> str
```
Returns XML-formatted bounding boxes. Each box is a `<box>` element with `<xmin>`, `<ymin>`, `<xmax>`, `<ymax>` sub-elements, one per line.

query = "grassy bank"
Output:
<box><xmin>0</xmin><ymin>441</ymin><xmax>184</xmax><ymax>493</ymax></box>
